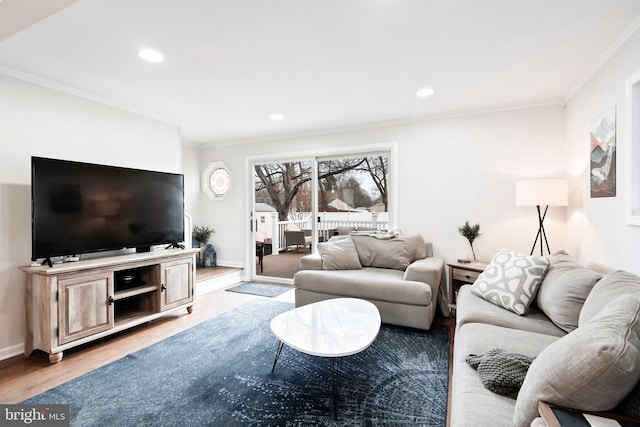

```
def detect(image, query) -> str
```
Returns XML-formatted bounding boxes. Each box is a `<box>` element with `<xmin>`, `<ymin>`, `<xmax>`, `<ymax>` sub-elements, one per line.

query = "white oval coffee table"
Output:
<box><xmin>270</xmin><ymin>298</ymin><xmax>381</xmax><ymax>418</ymax></box>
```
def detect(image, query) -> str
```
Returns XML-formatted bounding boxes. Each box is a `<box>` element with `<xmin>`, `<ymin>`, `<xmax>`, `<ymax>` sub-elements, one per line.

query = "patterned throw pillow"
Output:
<box><xmin>471</xmin><ymin>251</ymin><xmax>549</xmax><ymax>315</ymax></box>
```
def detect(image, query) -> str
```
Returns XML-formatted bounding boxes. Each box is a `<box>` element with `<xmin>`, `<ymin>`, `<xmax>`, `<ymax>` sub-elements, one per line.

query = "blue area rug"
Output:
<box><xmin>225</xmin><ymin>282</ymin><xmax>292</xmax><ymax>297</ymax></box>
<box><xmin>24</xmin><ymin>300</ymin><xmax>450</xmax><ymax>426</ymax></box>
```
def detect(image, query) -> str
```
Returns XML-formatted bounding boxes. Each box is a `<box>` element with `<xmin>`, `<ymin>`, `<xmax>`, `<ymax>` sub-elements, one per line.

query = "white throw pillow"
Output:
<box><xmin>317</xmin><ymin>237</ymin><xmax>362</xmax><ymax>270</ymax></box>
<box><xmin>471</xmin><ymin>250</ymin><xmax>549</xmax><ymax>315</ymax></box>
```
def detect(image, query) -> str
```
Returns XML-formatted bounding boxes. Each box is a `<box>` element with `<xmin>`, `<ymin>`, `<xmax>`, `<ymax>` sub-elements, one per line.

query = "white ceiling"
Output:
<box><xmin>1</xmin><ymin>0</ymin><xmax>640</xmax><ymax>146</ymax></box>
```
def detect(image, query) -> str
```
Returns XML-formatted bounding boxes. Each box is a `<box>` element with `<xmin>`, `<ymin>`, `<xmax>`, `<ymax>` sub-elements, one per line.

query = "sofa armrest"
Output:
<box><xmin>404</xmin><ymin>257</ymin><xmax>444</xmax><ymax>288</ymax></box>
<box><xmin>300</xmin><ymin>253</ymin><xmax>323</xmax><ymax>270</ymax></box>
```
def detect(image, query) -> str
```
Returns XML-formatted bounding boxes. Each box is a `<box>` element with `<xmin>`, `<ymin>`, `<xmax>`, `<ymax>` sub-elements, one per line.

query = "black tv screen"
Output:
<box><xmin>31</xmin><ymin>157</ymin><xmax>185</xmax><ymax>261</ymax></box>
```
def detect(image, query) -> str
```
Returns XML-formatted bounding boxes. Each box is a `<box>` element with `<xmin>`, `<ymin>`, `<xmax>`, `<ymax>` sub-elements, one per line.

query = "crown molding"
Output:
<box><xmin>200</xmin><ymin>97</ymin><xmax>566</xmax><ymax>148</ymax></box>
<box><xmin>0</xmin><ymin>65</ymin><xmax>179</xmax><ymax>127</ymax></box>
<box><xmin>0</xmin><ymin>64</ymin><xmax>565</xmax><ymax>150</ymax></box>
<box><xmin>565</xmin><ymin>14</ymin><xmax>640</xmax><ymax>101</ymax></box>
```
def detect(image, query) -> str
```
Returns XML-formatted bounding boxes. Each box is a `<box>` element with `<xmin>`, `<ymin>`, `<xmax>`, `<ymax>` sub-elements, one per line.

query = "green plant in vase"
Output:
<box><xmin>193</xmin><ymin>225</ymin><xmax>215</xmax><ymax>267</ymax></box>
<box><xmin>457</xmin><ymin>220</ymin><xmax>481</xmax><ymax>261</ymax></box>
<box><xmin>193</xmin><ymin>225</ymin><xmax>215</xmax><ymax>246</ymax></box>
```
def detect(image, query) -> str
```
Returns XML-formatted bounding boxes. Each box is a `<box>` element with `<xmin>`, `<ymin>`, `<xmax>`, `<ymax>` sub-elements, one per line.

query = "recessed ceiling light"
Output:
<box><xmin>416</xmin><ymin>87</ymin><xmax>434</xmax><ymax>98</ymax></box>
<box><xmin>138</xmin><ymin>49</ymin><xmax>164</xmax><ymax>63</ymax></box>
<box><xmin>270</xmin><ymin>113</ymin><xmax>284</xmax><ymax>121</ymax></box>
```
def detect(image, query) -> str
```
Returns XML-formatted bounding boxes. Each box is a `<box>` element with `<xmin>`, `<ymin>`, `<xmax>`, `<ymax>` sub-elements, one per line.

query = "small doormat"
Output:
<box><xmin>226</xmin><ymin>282</ymin><xmax>292</xmax><ymax>297</ymax></box>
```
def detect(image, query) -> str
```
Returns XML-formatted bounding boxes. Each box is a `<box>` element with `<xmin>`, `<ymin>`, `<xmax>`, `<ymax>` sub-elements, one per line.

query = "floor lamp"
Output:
<box><xmin>515</xmin><ymin>178</ymin><xmax>568</xmax><ymax>256</ymax></box>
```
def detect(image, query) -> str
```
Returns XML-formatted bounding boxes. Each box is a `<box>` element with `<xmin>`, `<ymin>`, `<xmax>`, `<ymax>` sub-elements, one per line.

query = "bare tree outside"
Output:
<box><xmin>363</xmin><ymin>156</ymin><xmax>388</xmax><ymax>211</ymax></box>
<box><xmin>254</xmin><ymin>161</ymin><xmax>312</xmax><ymax>221</ymax></box>
<box><xmin>254</xmin><ymin>156</ymin><xmax>388</xmax><ymax>220</ymax></box>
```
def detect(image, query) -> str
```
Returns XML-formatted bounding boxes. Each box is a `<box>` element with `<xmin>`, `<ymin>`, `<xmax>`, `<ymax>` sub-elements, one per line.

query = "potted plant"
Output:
<box><xmin>457</xmin><ymin>220</ymin><xmax>481</xmax><ymax>261</ymax></box>
<box><xmin>193</xmin><ymin>225</ymin><xmax>215</xmax><ymax>266</ymax></box>
<box><xmin>193</xmin><ymin>225</ymin><xmax>215</xmax><ymax>246</ymax></box>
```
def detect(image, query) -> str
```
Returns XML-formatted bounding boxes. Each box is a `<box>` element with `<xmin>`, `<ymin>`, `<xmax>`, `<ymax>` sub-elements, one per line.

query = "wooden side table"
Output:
<box><xmin>447</xmin><ymin>260</ymin><xmax>488</xmax><ymax>312</ymax></box>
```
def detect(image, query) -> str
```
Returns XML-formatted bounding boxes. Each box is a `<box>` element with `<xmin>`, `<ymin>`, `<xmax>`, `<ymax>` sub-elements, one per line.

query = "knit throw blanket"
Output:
<box><xmin>466</xmin><ymin>348</ymin><xmax>535</xmax><ymax>398</ymax></box>
<box><xmin>349</xmin><ymin>229</ymin><xmax>401</xmax><ymax>240</ymax></box>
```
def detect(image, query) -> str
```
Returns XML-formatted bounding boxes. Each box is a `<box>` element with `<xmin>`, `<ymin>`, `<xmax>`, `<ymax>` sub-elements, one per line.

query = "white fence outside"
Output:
<box><xmin>262</xmin><ymin>211</ymin><xmax>389</xmax><ymax>254</ymax></box>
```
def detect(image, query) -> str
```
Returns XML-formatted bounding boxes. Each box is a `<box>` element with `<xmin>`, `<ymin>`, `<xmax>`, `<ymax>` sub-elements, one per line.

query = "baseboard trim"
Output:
<box><xmin>215</xmin><ymin>260</ymin><xmax>244</xmax><ymax>269</ymax></box>
<box><xmin>196</xmin><ymin>270</ymin><xmax>245</xmax><ymax>295</ymax></box>
<box><xmin>0</xmin><ymin>343</ymin><xmax>24</xmax><ymax>362</ymax></box>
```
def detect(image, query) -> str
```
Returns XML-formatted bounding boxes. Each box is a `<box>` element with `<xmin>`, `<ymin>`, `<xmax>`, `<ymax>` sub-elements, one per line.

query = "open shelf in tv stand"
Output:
<box><xmin>20</xmin><ymin>248</ymin><xmax>199</xmax><ymax>363</ymax></box>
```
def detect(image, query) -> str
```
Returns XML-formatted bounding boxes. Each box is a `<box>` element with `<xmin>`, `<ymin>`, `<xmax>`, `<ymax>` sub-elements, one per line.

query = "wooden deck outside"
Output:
<box><xmin>195</xmin><ymin>249</ymin><xmax>308</xmax><ymax>282</ymax></box>
<box><xmin>257</xmin><ymin>249</ymin><xmax>309</xmax><ymax>279</ymax></box>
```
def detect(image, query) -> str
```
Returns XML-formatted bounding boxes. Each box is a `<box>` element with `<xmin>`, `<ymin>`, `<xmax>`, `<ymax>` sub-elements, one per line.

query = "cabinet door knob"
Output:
<box><xmin>161</xmin><ymin>284</ymin><xmax>166</xmax><ymax>292</ymax></box>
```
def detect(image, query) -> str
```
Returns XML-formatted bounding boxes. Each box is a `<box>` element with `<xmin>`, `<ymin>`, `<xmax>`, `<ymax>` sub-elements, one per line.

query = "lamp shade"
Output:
<box><xmin>515</xmin><ymin>178</ymin><xmax>569</xmax><ymax>207</ymax></box>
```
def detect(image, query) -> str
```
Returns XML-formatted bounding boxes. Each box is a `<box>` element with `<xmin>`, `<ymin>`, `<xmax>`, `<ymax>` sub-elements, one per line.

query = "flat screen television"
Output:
<box><xmin>31</xmin><ymin>157</ymin><xmax>185</xmax><ymax>265</ymax></box>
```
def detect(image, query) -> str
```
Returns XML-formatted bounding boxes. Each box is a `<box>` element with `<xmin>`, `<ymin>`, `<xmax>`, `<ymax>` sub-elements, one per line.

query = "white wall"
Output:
<box><xmin>0</xmin><ymin>74</ymin><xmax>181</xmax><ymax>360</ymax></box>
<box><xmin>181</xmin><ymin>143</ymin><xmax>202</xmax><ymax>229</ymax></box>
<box><xmin>195</xmin><ymin>105</ymin><xmax>566</xmax><ymax>270</ymax></box>
<box><xmin>565</xmin><ymin>30</ymin><xmax>640</xmax><ymax>274</ymax></box>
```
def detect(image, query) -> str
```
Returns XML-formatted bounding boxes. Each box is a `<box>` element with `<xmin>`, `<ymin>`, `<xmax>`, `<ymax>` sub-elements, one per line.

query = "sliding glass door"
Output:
<box><xmin>253</xmin><ymin>160</ymin><xmax>313</xmax><ymax>280</ymax></box>
<box><xmin>251</xmin><ymin>151</ymin><xmax>390</xmax><ymax>282</ymax></box>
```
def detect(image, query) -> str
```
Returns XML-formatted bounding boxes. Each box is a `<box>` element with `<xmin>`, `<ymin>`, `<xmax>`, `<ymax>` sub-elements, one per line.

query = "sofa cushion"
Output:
<box><xmin>317</xmin><ymin>237</ymin><xmax>362</xmax><ymax>270</ymax></box>
<box><xmin>454</xmin><ymin>322</ymin><xmax>558</xmax><ymax>367</ymax></box>
<box><xmin>294</xmin><ymin>268</ymin><xmax>432</xmax><ymax>306</ymax></box>
<box><xmin>513</xmin><ymin>296</ymin><xmax>640</xmax><ymax>427</ymax></box>
<box><xmin>450</xmin><ymin>360</ymin><xmax>519</xmax><ymax>427</ymax></box>
<box><xmin>456</xmin><ymin>285</ymin><xmax>566</xmax><ymax>337</ymax></box>
<box><xmin>467</xmin><ymin>349</ymin><xmax>535</xmax><ymax>398</ymax></box>
<box><xmin>450</xmin><ymin>323</ymin><xmax>558</xmax><ymax>427</ymax></box>
<box><xmin>351</xmin><ymin>235</ymin><xmax>419</xmax><ymax>270</ymax></box>
<box><xmin>579</xmin><ymin>270</ymin><xmax>640</xmax><ymax>326</ymax></box>
<box><xmin>536</xmin><ymin>251</ymin><xmax>602</xmax><ymax>332</ymax></box>
<box><xmin>471</xmin><ymin>250</ymin><xmax>549</xmax><ymax>315</ymax></box>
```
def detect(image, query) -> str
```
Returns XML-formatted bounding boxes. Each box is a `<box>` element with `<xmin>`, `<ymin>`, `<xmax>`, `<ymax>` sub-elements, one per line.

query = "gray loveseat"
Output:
<box><xmin>450</xmin><ymin>250</ymin><xmax>640</xmax><ymax>427</ymax></box>
<box><xmin>293</xmin><ymin>234</ymin><xmax>446</xmax><ymax>330</ymax></box>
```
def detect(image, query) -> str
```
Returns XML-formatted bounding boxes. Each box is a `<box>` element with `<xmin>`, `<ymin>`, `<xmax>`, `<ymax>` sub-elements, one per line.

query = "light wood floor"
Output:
<box><xmin>0</xmin><ymin>284</ymin><xmax>294</xmax><ymax>404</ymax></box>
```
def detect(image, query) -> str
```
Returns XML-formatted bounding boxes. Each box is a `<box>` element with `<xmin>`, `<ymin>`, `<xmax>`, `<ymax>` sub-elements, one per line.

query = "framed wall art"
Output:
<box><xmin>590</xmin><ymin>106</ymin><xmax>617</xmax><ymax>198</ymax></box>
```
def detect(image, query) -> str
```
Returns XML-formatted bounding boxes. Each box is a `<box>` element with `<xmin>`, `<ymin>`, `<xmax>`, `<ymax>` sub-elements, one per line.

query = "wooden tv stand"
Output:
<box><xmin>20</xmin><ymin>248</ymin><xmax>199</xmax><ymax>363</ymax></box>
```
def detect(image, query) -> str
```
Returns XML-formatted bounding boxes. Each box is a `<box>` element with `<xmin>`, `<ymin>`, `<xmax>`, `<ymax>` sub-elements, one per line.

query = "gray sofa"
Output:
<box><xmin>450</xmin><ymin>250</ymin><xmax>640</xmax><ymax>427</ymax></box>
<box><xmin>293</xmin><ymin>234</ymin><xmax>446</xmax><ymax>330</ymax></box>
